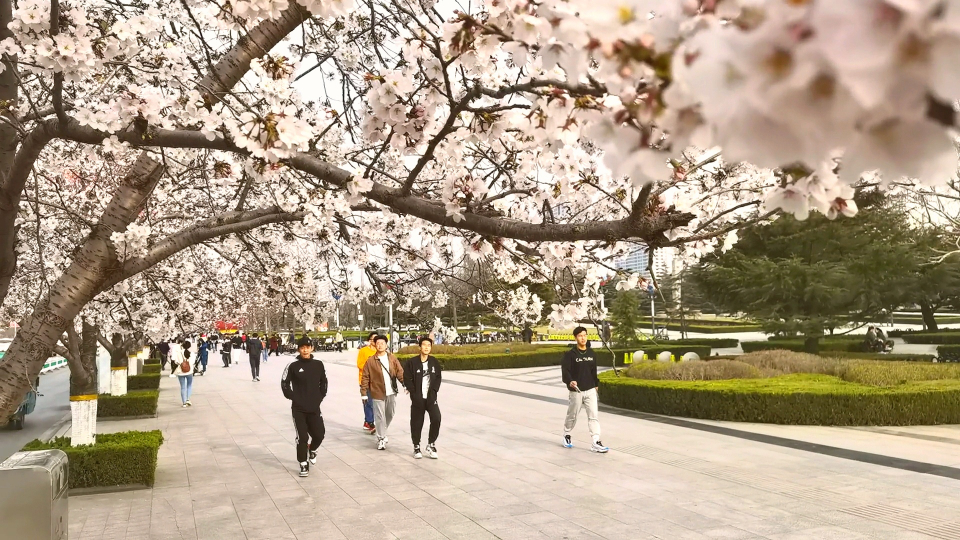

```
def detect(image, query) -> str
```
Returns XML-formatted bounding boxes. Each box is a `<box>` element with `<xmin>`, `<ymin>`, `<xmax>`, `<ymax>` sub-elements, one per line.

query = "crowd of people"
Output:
<box><xmin>155</xmin><ymin>325</ymin><xmax>607</xmax><ymax>478</ymax></box>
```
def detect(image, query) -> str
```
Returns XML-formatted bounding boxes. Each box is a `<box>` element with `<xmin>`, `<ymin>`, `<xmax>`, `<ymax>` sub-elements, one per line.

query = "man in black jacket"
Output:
<box><xmin>247</xmin><ymin>333</ymin><xmax>264</xmax><ymax>381</ymax></box>
<box><xmin>281</xmin><ymin>336</ymin><xmax>328</xmax><ymax>477</ymax></box>
<box><xmin>560</xmin><ymin>327</ymin><xmax>608</xmax><ymax>453</ymax></box>
<box><xmin>403</xmin><ymin>337</ymin><xmax>442</xmax><ymax>459</ymax></box>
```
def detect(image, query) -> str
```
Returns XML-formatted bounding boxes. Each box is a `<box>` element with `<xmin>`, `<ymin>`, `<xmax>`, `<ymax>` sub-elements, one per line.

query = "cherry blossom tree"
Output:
<box><xmin>1</xmin><ymin>0</ymin><xmax>957</xmax><ymax>423</ymax></box>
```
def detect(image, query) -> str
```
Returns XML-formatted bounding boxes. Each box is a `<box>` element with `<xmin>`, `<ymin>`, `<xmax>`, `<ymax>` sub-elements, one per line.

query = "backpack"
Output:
<box><xmin>180</xmin><ymin>359</ymin><xmax>191</xmax><ymax>372</ymax></box>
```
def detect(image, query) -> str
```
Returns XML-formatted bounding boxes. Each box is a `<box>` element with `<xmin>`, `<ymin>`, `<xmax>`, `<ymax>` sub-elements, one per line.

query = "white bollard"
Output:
<box><xmin>656</xmin><ymin>351</ymin><xmax>672</xmax><ymax>363</ymax></box>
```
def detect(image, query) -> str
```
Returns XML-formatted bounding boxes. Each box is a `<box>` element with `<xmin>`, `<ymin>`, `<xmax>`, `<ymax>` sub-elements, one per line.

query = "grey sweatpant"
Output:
<box><xmin>564</xmin><ymin>387</ymin><xmax>600</xmax><ymax>441</ymax></box>
<box><xmin>373</xmin><ymin>395</ymin><xmax>397</xmax><ymax>440</ymax></box>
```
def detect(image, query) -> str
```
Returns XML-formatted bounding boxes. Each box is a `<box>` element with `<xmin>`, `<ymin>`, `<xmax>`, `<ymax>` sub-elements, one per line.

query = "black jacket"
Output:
<box><xmin>402</xmin><ymin>355</ymin><xmax>442</xmax><ymax>402</ymax></box>
<box><xmin>561</xmin><ymin>345</ymin><xmax>599</xmax><ymax>392</ymax></box>
<box><xmin>247</xmin><ymin>338</ymin><xmax>263</xmax><ymax>357</ymax></box>
<box><xmin>281</xmin><ymin>355</ymin><xmax>328</xmax><ymax>412</ymax></box>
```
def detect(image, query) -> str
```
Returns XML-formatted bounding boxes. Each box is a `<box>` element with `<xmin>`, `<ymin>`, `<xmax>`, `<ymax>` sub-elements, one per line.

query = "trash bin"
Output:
<box><xmin>0</xmin><ymin>449</ymin><xmax>69</xmax><ymax>539</ymax></box>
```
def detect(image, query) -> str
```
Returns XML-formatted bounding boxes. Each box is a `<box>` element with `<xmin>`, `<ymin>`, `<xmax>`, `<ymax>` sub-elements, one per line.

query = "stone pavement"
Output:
<box><xmin>69</xmin><ymin>350</ymin><xmax>960</xmax><ymax>540</ymax></box>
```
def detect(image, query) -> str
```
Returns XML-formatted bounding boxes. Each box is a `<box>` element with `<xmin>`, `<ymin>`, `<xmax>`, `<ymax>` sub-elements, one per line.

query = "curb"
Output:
<box><xmin>38</xmin><ymin>411</ymin><xmax>72</xmax><ymax>443</ymax></box>
<box><xmin>70</xmin><ymin>484</ymin><xmax>151</xmax><ymax>497</ymax></box>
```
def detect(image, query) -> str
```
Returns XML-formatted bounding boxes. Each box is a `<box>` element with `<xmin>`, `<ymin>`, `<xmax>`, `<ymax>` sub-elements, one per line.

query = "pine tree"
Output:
<box><xmin>610</xmin><ymin>289</ymin><xmax>643</xmax><ymax>347</ymax></box>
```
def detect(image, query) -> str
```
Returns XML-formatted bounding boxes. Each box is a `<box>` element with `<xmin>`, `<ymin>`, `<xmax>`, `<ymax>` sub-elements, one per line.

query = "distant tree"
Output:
<box><xmin>689</xmin><ymin>192</ymin><xmax>915</xmax><ymax>354</ymax></box>
<box><xmin>610</xmin><ymin>289</ymin><xmax>643</xmax><ymax>347</ymax></box>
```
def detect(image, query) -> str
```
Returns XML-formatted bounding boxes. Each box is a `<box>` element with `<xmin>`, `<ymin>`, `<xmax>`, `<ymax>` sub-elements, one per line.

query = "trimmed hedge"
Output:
<box><xmin>903</xmin><ymin>332</ymin><xmax>960</xmax><ymax>344</ymax></box>
<box><xmin>398</xmin><ymin>345</ymin><xmax>712</xmax><ymax>370</ymax></box>
<box><xmin>827</xmin><ymin>352</ymin><xmax>936</xmax><ymax>362</ymax></box>
<box><xmin>22</xmin><ymin>430</ymin><xmax>164</xmax><ymax>489</ymax></box>
<box><xmin>598</xmin><ymin>372</ymin><xmax>960</xmax><ymax>425</ymax></box>
<box><xmin>98</xmin><ymin>390</ymin><xmax>159</xmax><ymax>418</ymax></box>
<box><xmin>128</xmin><ymin>372</ymin><xmax>161</xmax><ymax>390</ymax></box>
<box><xmin>936</xmin><ymin>345</ymin><xmax>960</xmax><ymax>362</ymax></box>
<box><xmin>142</xmin><ymin>364</ymin><xmax>161</xmax><ymax>373</ymax></box>
<box><xmin>742</xmin><ymin>340</ymin><xmax>862</xmax><ymax>353</ymax></box>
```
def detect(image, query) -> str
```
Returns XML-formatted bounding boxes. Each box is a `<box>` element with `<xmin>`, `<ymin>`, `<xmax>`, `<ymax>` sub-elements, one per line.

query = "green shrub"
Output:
<box><xmin>904</xmin><ymin>332</ymin><xmax>960</xmax><ymax>344</ymax></box>
<box><xmin>399</xmin><ymin>345</ymin><xmax>712</xmax><ymax>370</ymax></box>
<box><xmin>743</xmin><ymin>339</ymin><xmax>863</xmax><ymax>353</ymax></box>
<box><xmin>397</xmin><ymin>343</ymin><xmax>560</xmax><ymax>355</ymax></box>
<box><xmin>127</xmin><ymin>373</ymin><xmax>161</xmax><ymax>390</ymax></box>
<box><xmin>838</xmin><ymin>362</ymin><xmax>960</xmax><ymax>387</ymax></box>
<box><xmin>604</xmin><ymin>345</ymin><xmax>712</xmax><ymax>364</ymax></box>
<box><xmin>937</xmin><ymin>345</ymin><xmax>960</xmax><ymax>362</ymax></box>
<box><xmin>22</xmin><ymin>430</ymin><xmax>164</xmax><ymax>489</ymax></box>
<box><xmin>142</xmin><ymin>364</ymin><xmax>161</xmax><ymax>374</ymax></box>
<box><xmin>598</xmin><ymin>372</ymin><xmax>960</xmax><ymax>425</ymax></box>
<box><xmin>624</xmin><ymin>360</ymin><xmax>761</xmax><ymax>380</ymax></box>
<box><xmin>827</xmin><ymin>352</ymin><xmax>936</xmax><ymax>362</ymax></box>
<box><xmin>98</xmin><ymin>390</ymin><xmax>159</xmax><ymax>418</ymax></box>
<box><xmin>637</xmin><ymin>338</ymin><xmax>738</xmax><ymax>348</ymax></box>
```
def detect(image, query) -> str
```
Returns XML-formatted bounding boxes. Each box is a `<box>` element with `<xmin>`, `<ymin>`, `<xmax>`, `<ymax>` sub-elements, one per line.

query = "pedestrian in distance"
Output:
<box><xmin>157</xmin><ymin>339</ymin><xmax>171</xmax><ymax>371</ymax></box>
<box><xmin>403</xmin><ymin>337</ymin><xmax>442</xmax><ymax>459</ymax></box>
<box><xmin>172</xmin><ymin>340</ymin><xmax>195</xmax><ymax>407</ymax></box>
<box><xmin>335</xmin><ymin>330</ymin><xmax>344</xmax><ymax>352</ymax></box>
<box><xmin>221</xmin><ymin>339</ymin><xmax>232</xmax><ymax>367</ymax></box>
<box><xmin>269</xmin><ymin>334</ymin><xmax>279</xmax><ymax>357</ymax></box>
<box><xmin>196</xmin><ymin>337</ymin><xmax>209</xmax><ymax>375</ymax></box>
<box><xmin>356</xmin><ymin>331</ymin><xmax>378</xmax><ymax>434</ymax></box>
<box><xmin>261</xmin><ymin>334</ymin><xmax>269</xmax><ymax>364</ymax></box>
<box><xmin>561</xmin><ymin>327</ymin><xmax>608</xmax><ymax>453</ymax></box>
<box><xmin>248</xmin><ymin>332</ymin><xmax>264</xmax><ymax>381</ymax></box>
<box><xmin>360</xmin><ymin>334</ymin><xmax>405</xmax><ymax>450</ymax></box>
<box><xmin>281</xmin><ymin>336</ymin><xmax>328</xmax><ymax>478</ymax></box>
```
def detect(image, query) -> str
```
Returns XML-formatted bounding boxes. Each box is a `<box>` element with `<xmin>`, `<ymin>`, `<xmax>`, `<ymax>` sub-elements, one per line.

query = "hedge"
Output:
<box><xmin>97</xmin><ymin>390</ymin><xmax>159</xmax><ymax>418</ymax></box>
<box><xmin>597</xmin><ymin>372</ymin><xmax>960</xmax><ymax>425</ymax></box>
<box><xmin>827</xmin><ymin>352</ymin><xmax>936</xmax><ymax>362</ymax></box>
<box><xmin>398</xmin><ymin>345</ymin><xmax>713</xmax><ymax>370</ymax></box>
<box><xmin>22</xmin><ymin>430</ymin><xmax>164</xmax><ymax>489</ymax></box>
<box><xmin>936</xmin><ymin>345</ymin><xmax>960</xmax><ymax>362</ymax></box>
<box><xmin>142</xmin><ymin>364</ymin><xmax>161</xmax><ymax>374</ymax></box>
<box><xmin>903</xmin><ymin>332</ymin><xmax>960</xmax><ymax>344</ymax></box>
<box><xmin>742</xmin><ymin>340</ymin><xmax>863</xmax><ymax>353</ymax></box>
<box><xmin>127</xmin><ymin>372</ymin><xmax>161</xmax><ymax>390</ymax></box>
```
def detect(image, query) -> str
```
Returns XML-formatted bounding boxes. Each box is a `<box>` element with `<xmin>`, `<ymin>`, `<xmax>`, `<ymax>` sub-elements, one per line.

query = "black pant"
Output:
<box><xmin>292</xmin><ymin>409</ymin><xmax>325</xmax><ymax>463</ymax></box>
<box><xmin>160</xmin><ymin>354</ymin><xmax>168</xmax><ymax>371</ymax></box>
<box><xmin>222</xmin><ymin>352</ymin><xmax>230</xmax><ymax>367</ymax></box>
<box><xmin>410</xmin><ymin>397</ymin><xmax>441</xmax><ymax>446</ymax></box>
<box><xmin>249</xmin><ymin>355</ymin><xmax>260</xmax><ymax>378</ymax></box>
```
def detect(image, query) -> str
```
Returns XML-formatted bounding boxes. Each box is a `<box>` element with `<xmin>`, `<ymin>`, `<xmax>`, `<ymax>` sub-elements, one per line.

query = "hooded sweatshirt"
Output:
<box><xmin>281</xmin><ymin>355</ymin><xmax>329</xmax><ymax>412</ymax></box>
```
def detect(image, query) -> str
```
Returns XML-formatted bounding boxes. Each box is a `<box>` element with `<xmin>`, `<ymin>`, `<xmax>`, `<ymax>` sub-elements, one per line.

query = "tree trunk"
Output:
<box><xmin>0</xmin><ymin>155</ymin><xmax>162</xmax><ymax>424</ymax></box>
<box><xmin>920</xmin><ymin>301</ymin><xmax>939</xmax><ymax>332</ymax></box>
<box><xmin>803</xmin><ymin>336</ymin><xmax>820</xmax><ymax>355</ymax></box>
<box><xmin>0</xmin><ymin>0</ymin><xmax>20</xmax><ymax>305</ymax></box>
<box><xmin>109</xmin><ymin>333</ymin><xmax>128</xmax><ymax>397</ymax></box>
<box><xmin>69</xmin><ymin>320</ymin><xmax>99</xmax><ymax>446</ymax></box>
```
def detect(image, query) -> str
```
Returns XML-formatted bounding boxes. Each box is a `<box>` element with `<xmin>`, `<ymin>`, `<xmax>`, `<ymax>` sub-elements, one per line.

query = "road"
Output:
<box><xmin>0</xmin><ymin>367</ymin><xmax>70</xmax><ymax>462</ymax></box>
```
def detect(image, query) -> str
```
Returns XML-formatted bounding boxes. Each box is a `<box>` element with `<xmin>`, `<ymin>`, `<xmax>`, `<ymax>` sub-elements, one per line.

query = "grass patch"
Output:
<box><xmin>22</xmin><ymin>430</ymin><xmax>164</xmax><ymax>489</ymax></box>
<box><xmin>98</xmin><ymin>390</ymin><xmax>159</xmax><ymax>418</ymax></box>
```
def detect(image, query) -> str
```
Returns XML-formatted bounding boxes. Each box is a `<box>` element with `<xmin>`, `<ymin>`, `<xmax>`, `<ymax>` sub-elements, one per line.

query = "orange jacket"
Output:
<box><xmin>357</xmin><ymin>345</ymin><xmax>377</xmax><ymax>385</ymax></box>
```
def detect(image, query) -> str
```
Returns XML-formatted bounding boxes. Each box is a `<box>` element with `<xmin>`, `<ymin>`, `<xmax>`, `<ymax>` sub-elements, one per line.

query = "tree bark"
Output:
<box><xmin>0</xmin><ymin>155</ymin><xmax>162</xmax><ymax>424</ymax></box>
<box><xmin>920</xmin><ymin>301</ymin><xmax>939</xmax><ymax>332</ymax></box>
<box><xmin>69</xmin><ymin>319</ymin><xmax>99</xmax><ymax>446</ymax></box>
<box><xmin>0</xmin><ymin>0</ymin><xmax>20</xmax><ymax>306</ymax></box>
<box><xmin>803</xmin><ymin>336</ymin><xmax>820</xmax><ymax>355</ymax></box>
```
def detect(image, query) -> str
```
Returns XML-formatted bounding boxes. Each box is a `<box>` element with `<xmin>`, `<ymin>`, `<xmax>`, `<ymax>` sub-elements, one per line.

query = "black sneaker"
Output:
<box><xmin>299</xmin><ymin>462</ymin><xmax>309</xmax><ymax>477</ymax></box>
<box><xmin>413</xmin><ymin>445</ymin><xmax>422</xmax><ymax>459</ymax></box>
<box><xmin>309</xmin><ymin>450</ymin><xmax>317</xmax><ymax>465</ymax></box>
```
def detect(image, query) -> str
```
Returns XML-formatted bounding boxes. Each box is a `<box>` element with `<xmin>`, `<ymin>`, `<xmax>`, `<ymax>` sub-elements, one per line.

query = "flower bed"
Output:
<box><xmin>22</xmin><ymin>430</ymin><xmax>164</xmax><ymax>489</ymax></box>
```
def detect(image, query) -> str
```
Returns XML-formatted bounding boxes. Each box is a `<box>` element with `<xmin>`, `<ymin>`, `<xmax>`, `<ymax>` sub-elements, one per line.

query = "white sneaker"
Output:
<box><xmin>377</xmin><ymin>438</ymin><xmax>386</xmax><ymax>451</ymax></box>
<box><xmin>182</xmin><ymin>404</ymin><xmax>188</xmax><ymax>408</ymax></box>
<box><xmin>299</xmin><ymin>462</ymin><xmax>309</xmax><ymax>477</ymax></box>
<box><xmin>309</xmin><ymin>450</ymin><xmax>317</xmax><ymax>465</ymax></box>
<box><xmin>413</xmin><ymin>446</ymin><xmax>422</xmax><ymax>459</ymax></box>
<box><xmin>591</xmin><ymin>440</ymin><xmax>609</xmax><ymax>453</ymax></box>
<box><xmin>426</xmin><ymin>444</ymin><xmax>438</xmax><ymax>459</ymax></box>
<box><xmin>562</xmin><ymin>434</ymin><xmax>573</xmax><ymax>448</ymax></box>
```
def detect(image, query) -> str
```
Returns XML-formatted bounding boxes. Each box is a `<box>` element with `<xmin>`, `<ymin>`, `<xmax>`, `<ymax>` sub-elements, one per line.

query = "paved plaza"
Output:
<box><xmin>68</xmin><ymin>350</ymin><xmax>960</xmax><ymax>540</ymax></box>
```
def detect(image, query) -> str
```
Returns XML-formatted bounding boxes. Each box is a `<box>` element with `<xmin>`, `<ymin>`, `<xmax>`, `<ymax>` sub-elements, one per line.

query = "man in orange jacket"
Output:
<box><xmin>357</xmin><ymin>331</ymin><xmax>378</xmax><ymax>434</ymax></box>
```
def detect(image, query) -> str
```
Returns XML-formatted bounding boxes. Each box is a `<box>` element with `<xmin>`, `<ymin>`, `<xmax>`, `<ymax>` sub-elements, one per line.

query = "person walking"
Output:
<box><xmin>269</xmin><ymin>334</ymin><xmax>279</xmax><ymax>357</ymax></box>
<box><xmin>261</xmin><ymin>335</ymin><xmax>270</xmax><ymax>364</ymax></box>
<box><xmin>360</xmin><ymin>335</ymin><xmax>404</xmax><ymax>450</ymax></box>
<box><xmin>157</xmin><ymin>339</ymin><xmax>171</xmax><ymax>371</ymax></box>
<box><xmin>403</xmin><ymin>337</ymin><xmax>442</xmax><ymax>459</ymax></box>
<box><xmin>197</xmin><ymin>337</ymin><xmax>209</xmax><ymax>374</ymax></box>
<box><xmin>172</xmin><ymin>340</ymin><xmax>195</xmax><ymax>407</ymax></box>
<box><xmin>281</xmin><ymin>336</ymin><xmax>328</xmax><ymax>477</ymax></box>
<box><xmin>561</xmin><ymin>327</ymin><xmax>608</xmax><ymax>453</ymax></box>
<box><xmin>335</xmin><ymin>330</ymin><xmax>344</xmax><ymax>352</ymax></box>
<box><xmin>221</xmin><ymin>338</ymin><xmax>232</xmax><ymax>368</ymax></box>
<box><xmin>356</xmin><ymin>331</ymin><xmax>378</xmax><ymax>434</ymax></box>
<box><xmin>248</xmin><ymin>333</ymin><xmax>264</xmax><ymax>381</ymax></box>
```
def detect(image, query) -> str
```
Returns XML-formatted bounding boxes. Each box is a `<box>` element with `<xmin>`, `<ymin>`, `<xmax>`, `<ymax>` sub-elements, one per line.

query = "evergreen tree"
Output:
<box><xmin>610</xmin><ymin>289</ymin><xmax>643</xmax><ymax>347</ymax></box>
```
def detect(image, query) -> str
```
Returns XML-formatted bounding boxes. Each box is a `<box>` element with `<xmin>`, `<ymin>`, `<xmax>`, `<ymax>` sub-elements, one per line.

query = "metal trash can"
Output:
<box><xmin>0</xmin><ymin>449</ymin><xmax>69</xmax><ymax>539</ymax></box>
